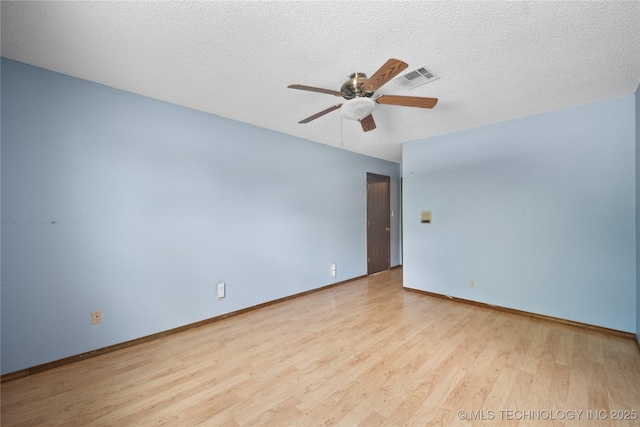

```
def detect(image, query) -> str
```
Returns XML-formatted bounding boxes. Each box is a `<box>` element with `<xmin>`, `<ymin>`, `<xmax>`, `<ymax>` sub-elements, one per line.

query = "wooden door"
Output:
<box><xmin>366</xmin><ymin>173</ymin><xmax>390</xmax><ymax>275</ymax></box>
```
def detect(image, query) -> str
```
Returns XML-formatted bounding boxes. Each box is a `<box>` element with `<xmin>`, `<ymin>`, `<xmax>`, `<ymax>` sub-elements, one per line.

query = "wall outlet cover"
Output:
<box><xmin>91</xmin><ymin>310</ymin><xmax>102</xmax><ymax>324</ymax></box>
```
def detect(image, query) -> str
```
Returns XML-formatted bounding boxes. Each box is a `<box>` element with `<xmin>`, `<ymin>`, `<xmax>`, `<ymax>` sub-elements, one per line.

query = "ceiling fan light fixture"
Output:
<box><xmin>340</xmin><ymin>97</ymin><xmax>375</xmax><ymax>121</ymax></box>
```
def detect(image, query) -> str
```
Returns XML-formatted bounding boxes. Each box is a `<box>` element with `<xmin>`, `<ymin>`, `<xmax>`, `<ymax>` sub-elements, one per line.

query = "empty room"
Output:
<box><xmin>1</xmin><ymin>1</ymin><xmax>639</xmax><ymax>426</ymax></box>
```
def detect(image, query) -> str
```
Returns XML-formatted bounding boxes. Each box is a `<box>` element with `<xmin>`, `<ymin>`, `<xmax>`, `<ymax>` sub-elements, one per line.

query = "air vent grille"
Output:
<box><xmin>393</xmin><ymin>65</ymin><xmax>439</xmax><ymax>90</ymax></box>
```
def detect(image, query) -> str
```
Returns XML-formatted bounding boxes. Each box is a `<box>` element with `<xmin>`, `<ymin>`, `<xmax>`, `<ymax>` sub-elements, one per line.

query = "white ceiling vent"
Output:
<box><xmin>393</xmin><ymin>65</ymin><xmax>439</xmax><ymax>90</ymax></box>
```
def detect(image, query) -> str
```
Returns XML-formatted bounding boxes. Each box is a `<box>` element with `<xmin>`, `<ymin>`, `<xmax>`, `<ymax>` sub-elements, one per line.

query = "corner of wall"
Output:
<box><xmin>635</xmin><ymin>85</ymin><xmax>640</xmax><ymax>343</ymax></box>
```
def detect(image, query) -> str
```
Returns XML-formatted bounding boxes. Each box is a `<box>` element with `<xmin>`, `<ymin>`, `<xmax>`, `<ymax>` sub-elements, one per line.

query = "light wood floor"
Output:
<box><xmin>2</xmin><ymin>269</ymin><xmax>640</xmax><ymax>426</ymax></box>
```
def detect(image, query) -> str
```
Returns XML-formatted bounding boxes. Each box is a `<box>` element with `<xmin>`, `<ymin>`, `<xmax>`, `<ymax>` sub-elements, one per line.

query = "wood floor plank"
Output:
<box><xmin>2</xmin><ymin>268</ymin><xmax>639</xmax><ymax>426</ymax></box>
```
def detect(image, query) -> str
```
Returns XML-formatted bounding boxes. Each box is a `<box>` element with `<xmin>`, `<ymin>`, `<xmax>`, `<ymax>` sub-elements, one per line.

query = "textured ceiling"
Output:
<box><xmin>2</xmin><ymin>1</ymin><xmax>639</xmax><ymax>163</ymax></box>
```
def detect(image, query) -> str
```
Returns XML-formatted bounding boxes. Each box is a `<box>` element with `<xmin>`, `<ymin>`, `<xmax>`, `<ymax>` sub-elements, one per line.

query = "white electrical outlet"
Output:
<box><xmin>331</xmin><ymin>263</ymin><xmax>337</xmax><ymax>277</ymax></box>
<box><xmin>217</xmin><ymin>282</ymin><xmax>225</xmax><ymax>299</ymax></box>
<box><xmin>470</xmin><ymin>280</ymin><xmax>476</xmax><ymax>289</ymax></box>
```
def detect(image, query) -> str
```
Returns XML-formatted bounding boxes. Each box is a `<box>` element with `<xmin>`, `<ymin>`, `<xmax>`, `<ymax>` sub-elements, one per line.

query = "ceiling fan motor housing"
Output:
<box><xmin>340</xmin><ymin>73</ymin><xmax>374</xmax><ymax>99</ymax></box>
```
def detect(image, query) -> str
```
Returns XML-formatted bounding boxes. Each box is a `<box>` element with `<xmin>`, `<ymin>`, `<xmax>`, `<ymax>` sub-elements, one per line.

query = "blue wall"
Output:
<box><xmin>403</xmin><ymin>96</ymin><xmax>636</xmax><ymax>333</ymax></box>
<box><xmin>0</xmin><ymin>59</ymin><xmax>401</xmax><ymax>374</ymax></box>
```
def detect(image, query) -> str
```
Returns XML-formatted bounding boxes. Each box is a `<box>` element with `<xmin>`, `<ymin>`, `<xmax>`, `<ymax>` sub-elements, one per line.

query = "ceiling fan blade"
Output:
<box><xmin>362</xmin><ymin>58</ymin><xmax>408</xmax><ymax>93</ymax></box>
<box><xmin>375</xmin><ymin>95</ymin><xmax>438</xmax><ymax>109</ymax></box>
<box><xmin>298</xmin><ymin>104</ymin><xmax>342</xmax><ymax>124</ymax></box>
<box><xmin>288</xmin><ymin>84</ymin><xmax>344</xmax><ymax>97</ymax></box>
<box><xmin>360</xmin><ymin>114</ymin><xmax>376</xmax><ymax>132</ymax></box>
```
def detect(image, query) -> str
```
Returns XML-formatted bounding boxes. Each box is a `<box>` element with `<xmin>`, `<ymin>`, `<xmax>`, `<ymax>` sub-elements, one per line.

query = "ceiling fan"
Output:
<box><xmin>288</xmin><ymin>58</ymin><xmax>438</xmax><ymax>132</ymax></box>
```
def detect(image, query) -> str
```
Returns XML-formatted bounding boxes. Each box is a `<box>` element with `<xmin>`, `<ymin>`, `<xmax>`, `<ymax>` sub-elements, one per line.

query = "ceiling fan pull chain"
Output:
<box><xmin>340</xmin><ymin>115</ymin><xmax>344</xmax><ymax>146</ymax></box>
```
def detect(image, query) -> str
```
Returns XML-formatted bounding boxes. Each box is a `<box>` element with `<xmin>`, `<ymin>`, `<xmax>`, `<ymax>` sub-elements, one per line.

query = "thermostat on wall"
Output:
<box><xmin>421</xmin><ymin>211</ymin><xmax>432</xmax><ymax>224</ymax></box>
